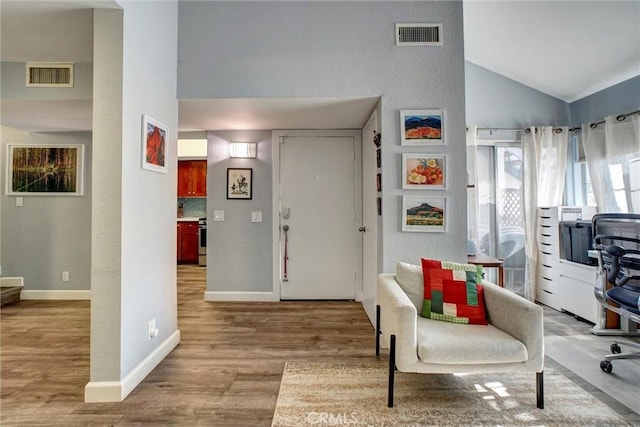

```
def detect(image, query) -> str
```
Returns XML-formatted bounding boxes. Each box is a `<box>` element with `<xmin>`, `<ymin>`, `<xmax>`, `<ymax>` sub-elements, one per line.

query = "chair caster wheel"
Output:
<box><xmin>610</xmin><ymin>343</ymin><xmax>621</xmax><ymax>354</ymax></box>
<box><xmin>600</xmin><ymin>360</ymin><xmax>613</xmax><ymax>373</ymax></box>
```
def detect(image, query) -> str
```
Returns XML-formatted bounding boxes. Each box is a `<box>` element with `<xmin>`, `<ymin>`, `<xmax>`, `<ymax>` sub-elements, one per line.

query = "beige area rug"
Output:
<box><xmin>272</xmin><ymin>362</ymin><xmax>633</xmax><ymax>426</ymax></box>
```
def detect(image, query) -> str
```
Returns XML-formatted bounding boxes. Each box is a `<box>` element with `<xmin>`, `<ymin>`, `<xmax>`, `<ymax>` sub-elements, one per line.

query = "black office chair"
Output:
<box><xmin>592</xmin><ymin>213</ymin><xmax>640</xmax><ymax>373</ymax></box>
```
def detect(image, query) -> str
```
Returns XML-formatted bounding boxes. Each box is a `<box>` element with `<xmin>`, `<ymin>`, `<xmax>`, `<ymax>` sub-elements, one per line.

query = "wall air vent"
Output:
<box><xmin>396</xmin><ymin>23</ymin><xmax>442</xmax><ymax>46</ymax></box>
<box><xmin>25</xmin><ymin>62</ymin><xmax>74</xmax><ymax>87</ymax></box>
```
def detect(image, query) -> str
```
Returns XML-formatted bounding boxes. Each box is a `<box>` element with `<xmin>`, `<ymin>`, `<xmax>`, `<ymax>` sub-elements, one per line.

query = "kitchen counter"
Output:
<box><xmin>177</xmin><ymin>217</ymin><xmax>201</xmax><ymax>222</ymax></box>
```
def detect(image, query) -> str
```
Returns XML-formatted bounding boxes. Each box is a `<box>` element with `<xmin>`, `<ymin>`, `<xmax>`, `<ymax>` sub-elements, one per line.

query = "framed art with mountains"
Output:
<box><xmin>402</xmin><ymin>196</ymin><xmax>446</xmax><ymax>232</ymax></box>
<box><xmin>400</xmin><ymin>110</ymin><xmax>444</xmax><ymax>145</ymax></box>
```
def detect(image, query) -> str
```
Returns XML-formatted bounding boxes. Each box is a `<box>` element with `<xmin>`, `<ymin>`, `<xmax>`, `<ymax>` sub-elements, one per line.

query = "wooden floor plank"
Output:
<box><xmin>1</xmin><ymin>265</ymin><xmax>373</xmax><ymax>426</ymax></box>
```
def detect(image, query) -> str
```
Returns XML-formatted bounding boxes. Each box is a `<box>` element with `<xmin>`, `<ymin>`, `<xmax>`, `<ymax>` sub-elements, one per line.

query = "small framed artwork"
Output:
<box><xmin>227</xmin><ymin>168</ymin><xmax>252</xmax><ymax>200</ymax></box>
<box><xmin>376</xmin><ymin>148</ymin><xmax>381</xmax><ymax>168</ymax></box>
<box><xmin>402</xmin><ymin>154</ymin><xmax>446</xmax><ymax>190</ymax></box>
<box><xmin>6</xmin><ymin>144</ymin><xmax>84</xmax><ymax>196</ymax></box>
<box><xmin>142</xmin><ymin>114</ymin><xmax>168</xmax><ymax>173</ymax></box>
<box><xmin>400</xmin><ymin>109</ymin><xmax>444</xmax><ymax>145</ymax></box>
<box><xmin>402</xmin><ymin>196</ymin><xmax>446</xmax><ymax>232</ymax></box>
<box><xmin>377</xmin><ymin>197</ymin><xmax>382</xmax><ymax>216</ymax></box>
<box><xmin>376</xmin><ymin>173</ymin><xmax>382</xmax><ymax>192</ymax></box>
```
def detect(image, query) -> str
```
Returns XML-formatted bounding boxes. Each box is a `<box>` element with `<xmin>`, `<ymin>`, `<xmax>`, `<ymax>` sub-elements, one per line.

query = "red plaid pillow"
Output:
<box><xmin>421</xmin><ymin>258</ymin><xmax>487</xmax><ymax>325</ymax></box>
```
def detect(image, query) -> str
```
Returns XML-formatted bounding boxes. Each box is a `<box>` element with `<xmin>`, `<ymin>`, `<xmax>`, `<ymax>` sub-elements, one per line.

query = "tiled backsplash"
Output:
<box><xmin>178</xmin><ymin>198</ymin><xmax>206</xmax><ymax>218</ymax></box>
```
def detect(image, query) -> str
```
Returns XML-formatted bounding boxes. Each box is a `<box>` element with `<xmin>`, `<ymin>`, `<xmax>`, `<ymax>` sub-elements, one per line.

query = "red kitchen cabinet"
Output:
<box><xmin>177</xmin><ymin>221</ymin><xmax>199</xmax><ymax>264</ymax></box>
<box><xmin>177</xmin><ymin>160</ymin><xmax>207</xmax><ymax>197</ymax></box>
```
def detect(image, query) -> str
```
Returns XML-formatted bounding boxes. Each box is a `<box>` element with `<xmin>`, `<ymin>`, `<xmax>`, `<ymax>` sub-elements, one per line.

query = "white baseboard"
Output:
<box><xmin>1</xmin><ymin>277</ymin><xmax>24</xmax><ymax>288</ymax></box>
<box><xmin>20</xmin><ymin>290</ymin><xmax>91</xmax><ymax>300</ymax></box>
<box><xmin>84</xmin><ymin>329</ymin><xmax>181</xmax><ymax>403</ymax></box>
<box><xmin>204</xmin><ymin>291</ymin><xmax>276</xmax><ymax>302</ymax></box>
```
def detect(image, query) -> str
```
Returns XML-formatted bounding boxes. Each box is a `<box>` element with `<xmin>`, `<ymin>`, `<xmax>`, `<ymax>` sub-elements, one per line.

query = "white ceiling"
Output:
<box><xmin>464</xmin><ymin>1</ymin><xmax>640</xmax><ymax>103</ymax></box>
<box><xmin>1</xmin><ymin>1</ymin><xmax>639</xmax><ymax>133</ymax></box>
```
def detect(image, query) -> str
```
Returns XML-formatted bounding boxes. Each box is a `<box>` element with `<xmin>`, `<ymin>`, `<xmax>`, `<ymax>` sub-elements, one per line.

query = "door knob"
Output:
<box><xmin>358</xmin><ymin>226</ymin><xmax>367</xmax><ymax>232</ymax></box>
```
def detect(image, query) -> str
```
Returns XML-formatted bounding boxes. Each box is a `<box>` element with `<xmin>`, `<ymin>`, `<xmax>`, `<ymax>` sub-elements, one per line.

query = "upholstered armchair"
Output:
<box><xmin>376</xmin><ymin>262</ymin><xmax>544</xmax><ymax>409</ymax></box>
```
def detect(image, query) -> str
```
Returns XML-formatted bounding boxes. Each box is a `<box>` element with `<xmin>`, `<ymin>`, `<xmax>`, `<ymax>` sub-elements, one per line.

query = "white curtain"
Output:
<box><xmin>583</xmin><ymin>113</ymin><xmax>640</xmax><ymax>213</ymax></box>
<box><xmin>522</xmin><ymin>126</ymin><xmax>568</xmax><ymax>301</ymax></box>
<box><xmin>466</xmin><ymin>126</ymin><xmax>479</xmax><ymax>251</ymax></box>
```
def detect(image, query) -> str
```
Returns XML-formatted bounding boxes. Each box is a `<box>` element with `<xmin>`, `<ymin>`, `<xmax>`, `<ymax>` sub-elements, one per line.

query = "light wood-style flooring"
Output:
<box><xmin>1</xmin><ymin>266</ymin><xmax>373</xmax><ymax>426</ymax></box>
<box><xmin>2</xmin><ymin>266</ymin><xmax>639</xmax><ymax>425</ymax></box>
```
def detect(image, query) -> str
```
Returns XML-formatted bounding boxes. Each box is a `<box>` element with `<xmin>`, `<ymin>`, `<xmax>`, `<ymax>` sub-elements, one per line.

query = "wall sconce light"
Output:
<box><xmin>229</xmin><ymin>142</ymin><xmax>257</xmax><ymax>159</ymax></box>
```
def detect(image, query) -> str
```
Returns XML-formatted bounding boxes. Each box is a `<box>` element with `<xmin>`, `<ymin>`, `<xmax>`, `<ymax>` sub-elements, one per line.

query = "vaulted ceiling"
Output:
<box><xmin>2</xmin><ymin>1</ymin><xmax>639</xmax><ymax>132</ymax></box>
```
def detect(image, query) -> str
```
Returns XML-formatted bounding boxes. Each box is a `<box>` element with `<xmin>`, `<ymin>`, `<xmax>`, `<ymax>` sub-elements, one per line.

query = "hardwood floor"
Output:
<box><xmin>1</xmin><ymin>266</ymin><xmax>373</xmax><ymax>426</ymax></box>
<box><xmin>3</xmin><ymin>266</ymin><xmax>638</xmax><ymax>425</ymax></box>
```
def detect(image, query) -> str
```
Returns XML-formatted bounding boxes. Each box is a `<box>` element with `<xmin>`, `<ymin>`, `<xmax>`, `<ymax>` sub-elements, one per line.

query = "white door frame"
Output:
<box><xmin>272</xmin><ymin>129</ymin><xmax>362</xmax><ymax>301</ymax></box>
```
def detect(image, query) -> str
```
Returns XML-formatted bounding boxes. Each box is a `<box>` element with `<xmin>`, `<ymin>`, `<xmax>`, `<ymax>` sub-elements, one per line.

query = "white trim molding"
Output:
<box><xmin>20</xmin><ymin>290</ymin><xmax>91</xmax><ymax>300</ymax></box>
<box><xmin>204</xmin><ymin>291</ymin><xmax>275</xmax><ymax>302</ymax></box>
<box><xmin>84</xmin><ymin>329</ymin><xmax>180</xmax><ymax>403</ymax></box>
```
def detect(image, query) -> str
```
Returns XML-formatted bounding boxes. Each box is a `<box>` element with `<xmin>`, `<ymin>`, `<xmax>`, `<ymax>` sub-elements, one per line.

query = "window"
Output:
<box><xmin>477</xmin><ymin>140</ymin><xmax>525</xmax><ymax>295</ymax></box>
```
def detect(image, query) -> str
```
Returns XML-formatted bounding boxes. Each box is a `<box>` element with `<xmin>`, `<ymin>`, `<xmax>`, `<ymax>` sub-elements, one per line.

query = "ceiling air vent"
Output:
<box><xmin>25</xmin><ymin>62</ymin><xmax>74</xmax><ymax>87</ymax></box>
<box><xmin>396</xmin><ymin>23</ymin><xmax>442</xmax><ymax>46</ymax></box>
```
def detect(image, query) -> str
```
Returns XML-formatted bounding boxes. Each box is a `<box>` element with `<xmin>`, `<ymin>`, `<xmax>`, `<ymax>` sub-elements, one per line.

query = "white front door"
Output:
<box><xmin>279</xmin><ymin>134</ymin><xmax>360</xmax><ymax>299</ymax></box>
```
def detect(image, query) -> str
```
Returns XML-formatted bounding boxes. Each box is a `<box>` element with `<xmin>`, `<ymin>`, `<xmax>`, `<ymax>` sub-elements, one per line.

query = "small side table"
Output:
<box><xmin>467</xmin><ymin>254</ymin><xmax>504</xmax><ymax>288</ymax></box>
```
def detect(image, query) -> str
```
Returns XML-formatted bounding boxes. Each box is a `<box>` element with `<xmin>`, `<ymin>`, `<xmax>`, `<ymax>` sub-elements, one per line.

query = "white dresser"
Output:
<box><xmin>535</xmin><ymin>206</ymin><xmax>597</xmax><ymax>313</ymax></box>
<box><xmin>535</xmin><ymin>207</ymin><xmax>562</xmax><ymax>309</ymax></box>
<box><xmin>558</xmin><ymin>259</ymin><xmax>599</xmax><ymax>323</ymax></box>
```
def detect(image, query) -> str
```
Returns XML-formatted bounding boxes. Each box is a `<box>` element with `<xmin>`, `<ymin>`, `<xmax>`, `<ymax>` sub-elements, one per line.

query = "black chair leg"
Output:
<box><xmin>536</xmin><ymin>371</ymin><xmax>544</xmax><ymax>409</ymax></box>
<box><xmin>376</xmin><ymin>305</ymin><xmax>381</xmax><ymax>357</ymax></box>
<box><xmin>388</xmin><ymin>334</ymin><xmax>396</xmax><ymax>408</ymax></box>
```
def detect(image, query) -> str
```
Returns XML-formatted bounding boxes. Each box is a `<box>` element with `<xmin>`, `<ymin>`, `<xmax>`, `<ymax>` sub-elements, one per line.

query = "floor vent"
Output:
<box><xmin>396</xmin><ymin>23</ymin><xmax>442</xmax><ymax>46</ymax></box>
<box><xmin>26</xmin><ymin>62</ymin><xmax>74</xmax><ymax>87</ymax></box>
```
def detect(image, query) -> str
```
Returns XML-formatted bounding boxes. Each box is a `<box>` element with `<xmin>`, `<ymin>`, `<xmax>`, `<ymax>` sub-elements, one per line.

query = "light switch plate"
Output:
<box><xmin>251</xmin><ymin>211</ymin><xmax>262</xmax><ymax>222</ymax></box>
<box><xmin>213</xmin><ymin>210</ymin><xmax>225</xmax><ymax>221</ymax></box>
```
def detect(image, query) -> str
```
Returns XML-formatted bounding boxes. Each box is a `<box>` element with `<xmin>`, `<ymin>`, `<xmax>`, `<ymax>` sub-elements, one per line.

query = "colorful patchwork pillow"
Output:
<box><xmin>420</xmin><ymin>258</ymin><xmax>488</xmax><ymax>325</ymax></box>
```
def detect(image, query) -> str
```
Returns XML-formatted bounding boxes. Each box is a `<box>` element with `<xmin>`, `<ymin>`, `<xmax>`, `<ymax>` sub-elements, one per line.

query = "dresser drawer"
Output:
<box><xmin>538</xmin><ymin>263</ymin><xmax>558</xmax><ymax>282</ymax></box>
<box><xmin>537</xmin><ymin>240</ymin><xmax>559</xmax><ymax>256</ymax></box>
<box><xmin>536</xmin><ymin>286</ymin><xmax>561</xmax><ymax>310</ymax></box>
<box><xmin>558</xmin><ymin>259</ymin><xmax>597</xmax><ymax>283</ymax></box>
<box><xmin>559</xmin><ymin>275</ymin><xmax>600</xmax><ymax>323</ymax></box>
<box><xmin>538</xmin><ymin>207</ymin><xmax>559</xmax><ymax>222</ymax></box>
<box><xmin>536</xmin><ymin>229</ymin><xmax>560</xmax><ymax>246</ymax></box>
<box><xmin>538</xmin><ymin>250</ymin><xmax>558</xmax><ymax>267</ymax></box>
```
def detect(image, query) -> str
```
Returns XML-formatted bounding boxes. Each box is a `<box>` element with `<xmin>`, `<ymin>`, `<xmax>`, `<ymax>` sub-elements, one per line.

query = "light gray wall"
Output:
<box><xmin>0</xmin><ymin>126</ymin><xmax>92</xmax><ymax>291</ymax></box>
<box><xmin>90</xmin><ymin>1</ymin><xmax>179</xmax><ymax>384</ymax></box>
<box><xmin>91</xmin><ymin>7</ymin><xmax>123</xmax><ymax>383</ymax></box>
<box><xmin>179</xmin><ymin>1</ymin><xmax>468</xmax><ymax>274</ymax></box>
<box><xmin>465</xmin><ymin>61</ymin><xmax>571</xmax><ymax>128</ymax></box>
<box><xmin>570</xmin><ymin>75</ymin><xmax>640</xmax><ymax>126</ymax></box>
<box><xmin>206</xmin><ymin>130</ymin><xmax>273</xmax><ymax>292</ymax></box>
<box><xmin>119</xmin><ymin>1</ymin><xmax>179</xmax><ymax>378</ymax></box>
<box><xmin>0</xmin><ymin>62</ymin><xmax>93</xmax><ymax>99</ymax></box>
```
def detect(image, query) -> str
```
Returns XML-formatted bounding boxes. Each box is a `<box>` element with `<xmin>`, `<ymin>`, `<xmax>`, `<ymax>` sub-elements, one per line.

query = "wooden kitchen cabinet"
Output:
<box><xmin>177</xmin><ymin>160</ymin><xmax>207</xmax><ymax>197</ymax></box>
<box><xmin>177</xmin><ymin>221</ymin><xmax>199</xmax><ymax>264</ymax></box>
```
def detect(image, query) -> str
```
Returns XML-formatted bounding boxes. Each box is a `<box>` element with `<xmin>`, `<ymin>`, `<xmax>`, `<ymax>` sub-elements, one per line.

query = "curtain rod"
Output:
<box><xmin>568</xmin><ymin>109</ymin><xmax>640</xmax><ymax>133</ymax></box>
<box><xmin>471</xmin><ymin>108</ymin><xmax>640</xmax><ymax>134</ymax></box>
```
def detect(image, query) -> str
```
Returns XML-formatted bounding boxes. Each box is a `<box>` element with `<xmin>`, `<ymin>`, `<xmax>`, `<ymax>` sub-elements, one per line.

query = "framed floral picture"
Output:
<box><xmin>400</xmin><ymin>109</ymin><xmax>444</xmax><ymax>145</ymax></box>
<box><xmin>402</xmin><ymin>196</ymin><xmax>446</xmax><ymax>232</ymax></box>
<box><xmin>142</xmin><ymin>114</ymin><xmax>168</xmax><ymax>173</ymax></box>
<box><xmin>227</xmin><ymin>168</ymin><xmax>252</xmax><ymax>200</ymax></box>
<box><xmin>402</xmin><ymin>154</ymin><xmax>446</xmax><ymax>190</ymax></box>
<box><xmin>6</xmin><ymin>144</ymin><xmax>84</xmax><ymax>196</ymax></box>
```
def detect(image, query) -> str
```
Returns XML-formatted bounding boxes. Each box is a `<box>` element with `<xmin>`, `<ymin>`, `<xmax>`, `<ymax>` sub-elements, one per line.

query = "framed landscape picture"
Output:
<box><xmin>402</xmin><ymin>154</ymin><xmax>446</xmax><ymax>190</ymax></box>
<box><xmin>6</xmin><ymin>144</ymin><xmax>84</xmax><ymax>196</ymax></box>
<box><xmin>400</xmin><ymin>109</ymin><xmax>444</xmax><ymax>145</ymax></box>
<box><xmin>227</xmin><ymin>168</ymin><xmax>252</xmax><ymax>200</ymax></box>
<box><xmin>402</xmin><ymin>196</ymin><xmax>446</xmax><ymax>232</ymax></box>
<box><xmin>142</xmin><ymin>114</ymin><xmax>168</xmax><ymax>173</ymax></box>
